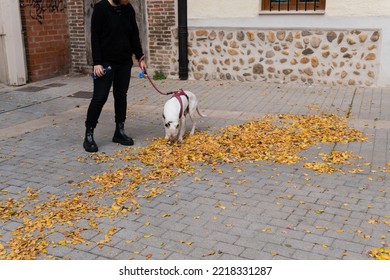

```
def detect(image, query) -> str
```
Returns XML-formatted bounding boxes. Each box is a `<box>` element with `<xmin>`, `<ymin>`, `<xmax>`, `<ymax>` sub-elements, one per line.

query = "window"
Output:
<box><xmin>262</xmin><ymin>0</ymin><xmax>326</xmax><ymax>12</ymax></box>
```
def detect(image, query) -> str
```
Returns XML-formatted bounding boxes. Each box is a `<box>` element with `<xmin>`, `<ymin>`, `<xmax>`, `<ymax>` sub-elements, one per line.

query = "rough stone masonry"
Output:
<box><xmin>170</xmin><ymin>29</ymin><xmax>380</xmax><ymax>87</ymax></box>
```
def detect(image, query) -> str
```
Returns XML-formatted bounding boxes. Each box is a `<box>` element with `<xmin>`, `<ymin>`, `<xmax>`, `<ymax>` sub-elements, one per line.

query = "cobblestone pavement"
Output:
<box><xmin>0</xmin><ymin>73</ymin><xmax>389</xmax><ymax>260</ymax></box>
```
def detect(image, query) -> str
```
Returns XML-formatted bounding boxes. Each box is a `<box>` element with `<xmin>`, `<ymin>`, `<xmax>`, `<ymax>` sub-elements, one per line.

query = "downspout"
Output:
<box><xmin>178</xmin><ymin>0</ymin><xmax>188</xmax><ymax>80</ymax></box>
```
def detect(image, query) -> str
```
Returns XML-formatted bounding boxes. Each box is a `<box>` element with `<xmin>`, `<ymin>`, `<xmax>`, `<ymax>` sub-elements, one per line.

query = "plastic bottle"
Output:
<box><xmin>91</xmin><ymin>66</ymin><xmax>112</xmax><ymax>79</ymax></box>
<box><xmin>139</xmin><ymin>68</ymin><xmax>148</xmax><ymax>79</ymax></box>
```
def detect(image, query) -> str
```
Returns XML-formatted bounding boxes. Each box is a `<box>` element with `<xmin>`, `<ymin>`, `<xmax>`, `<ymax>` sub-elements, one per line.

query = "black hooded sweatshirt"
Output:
<box><xmin>91</xmin><ymin>0</ymin><xmax>144</xmax><ymax>65</ymax></box>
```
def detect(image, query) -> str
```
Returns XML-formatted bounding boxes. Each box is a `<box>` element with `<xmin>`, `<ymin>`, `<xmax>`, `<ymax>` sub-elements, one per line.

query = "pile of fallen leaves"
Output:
<box><xmin>0</xmin><ymin>114</ymin><xmax>370</xmax><ymax>259</ymax></box>
<box><xmin>138</xmin><ymin>114</ymin><xmax>367</xmax><ymax>168</ymax></box>
<box><xmin>368</xmin><ymin>248</ymin><xmax>390</xmax><ymax>260</ymax></box>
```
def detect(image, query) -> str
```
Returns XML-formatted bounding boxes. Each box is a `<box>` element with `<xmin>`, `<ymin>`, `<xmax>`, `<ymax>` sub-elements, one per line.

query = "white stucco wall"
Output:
<box><xmin>188</xmin><ymin>0</ymin><xmax>390</xmax><ymax>18</ymax></box>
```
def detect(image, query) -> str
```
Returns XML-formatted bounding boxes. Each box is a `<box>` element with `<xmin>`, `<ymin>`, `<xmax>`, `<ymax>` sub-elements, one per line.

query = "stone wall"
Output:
<box><xmin>172</xmin><ymin>28</ymin><xmax>381</xmax><ymax>87</ymax></box>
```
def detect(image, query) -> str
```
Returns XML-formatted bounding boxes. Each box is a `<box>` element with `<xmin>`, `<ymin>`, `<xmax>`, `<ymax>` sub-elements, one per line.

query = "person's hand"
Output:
<box><xmin>93</xmin><ymin>65</ymin><xmax>104</xmax><ymax>77</ymax></box>
<box><xmin>139</xmin><ymin>60</ymin><xmax>147</xmax><ymax>72</ymax></box>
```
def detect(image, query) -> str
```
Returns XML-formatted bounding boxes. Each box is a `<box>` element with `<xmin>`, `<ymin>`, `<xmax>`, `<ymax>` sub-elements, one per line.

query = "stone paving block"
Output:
<box><xmin>214</xmin><ymin>241</ymin><xmax>245</xmax><ymax>256</ymax></box>
<box><xmin>332</xmin><ymin>239</ymin><xmax>366</xmax><ymax>254</ymax></box>
<box><xmin>1</xmin><ymin>220</ymin><xmax>23</xmax><ymax>231</ymax></box>
<box><xmin>283</xmin><ymin>237</ymin><xmax>315</xmax><ymax>251</ymax></box>
<box><xmin>256</xmin><ymin>232</ymin><xmax>286</xmax><ymax>245</ymax></box>
<box><xmin>263</xmin><ymin>243</ymin><xmax>296</xmax><ymax>259</ymax></box>
<box><xmin>116</xmin><ymin>250</ymin><xmax>150</xmax><ymax>260</ymax></box>
<box><xmin>235</xmin><ymin>236</ymin><xmax>266</xmax><ymax>250</ymax></box>
<box><xmin>182</xmin><ymin>225</ymin><xmax>212</xmax><ymax>239</ymax></box>
<box><xmin>89</xmin><ymin>244</ymin><xmax>123</xmax><ymax>259</ymax></box>
<box><xmin>300</xmin><ymin>229</ymin><xmax>335</xmax><ymax>245</ymax></box>
<box><xmin>179</xmin><ymin>215</ymin><xmax>209</xmax><ymax>227</ymax></box>
<box><xmin>63</xmin><ymin>249</ymin><xmax>99</xmax><ymax>260</ymax></box>
<box><xmin>292</xmin><ymin>250</ymin><xmax>326</xmax><ymax>260</ymax></box>
<box><xmin>209</xmin><ymin>231</ymin><xmax>239</xmax><ymax>244</ymax></box>
<box><xmin>187</xmin><ymin>237</ymin><xmax>217</xmax><ymax>253</ymax></box>
<box><xmin>194</xmin><ymin>203</ymin><xmax>223</xmax><ymax>215</ymax></box>
<box><xmin>203</xmin><ymin>220</ymin><xmax>231</xmax><ymax>234</ymax></box>
<box><xmin>240</xmin><ymin>248</ymin><xmax>273</xmax><ymax>259</ymax></box>
<box><xmin>115</xmin><ymin>228</ymin><xmax>143</xmax><ymax>241</ymax></box>
<box><xmin>160</xmin><ymin>220</ymin><xmax>188</xmax><ymax>232</ymax></box>
<box><xmin>141</xmin><ymin>246</ymin><xmax>173</xmax><ymax>260</ymax></box>
<box><xmin>245</xmin><ymin>212</ymin><xmax>272</xmax><ymax>224</ymax></box>
<box><xmin>342</xmin><ymin>251</ymin><xmax>370</xmax><ymax>260</ymax></box>
<box><xmin>162</xmin><ymin>240</ymin><xmax>195</xmax><ymax>256</ymax></box>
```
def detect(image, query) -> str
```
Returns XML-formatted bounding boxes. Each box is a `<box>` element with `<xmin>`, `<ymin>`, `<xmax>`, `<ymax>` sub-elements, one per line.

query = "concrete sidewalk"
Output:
<box><xmin>0</xmin><ymin>74</ymin><xmax>389</xmax><ymax>260</ymax></box>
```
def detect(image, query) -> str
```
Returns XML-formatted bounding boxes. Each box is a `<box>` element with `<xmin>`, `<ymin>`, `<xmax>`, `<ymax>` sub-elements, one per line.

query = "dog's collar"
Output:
<box><xmin>171</xmin><ymin>90</ymin><xmax>189</xmax><ymax>118</ymax></box>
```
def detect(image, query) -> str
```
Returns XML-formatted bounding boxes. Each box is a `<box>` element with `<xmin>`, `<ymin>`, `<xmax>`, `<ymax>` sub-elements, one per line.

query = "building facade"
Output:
<box><xmin>183</xmin><ymin>0</ymin><xmax>390</xmax><ymax>87</ymax></box>
<box><xmin>1</xmin><ymin>1</ymin><xmax>389</xmax><ymax>87</ymax></box>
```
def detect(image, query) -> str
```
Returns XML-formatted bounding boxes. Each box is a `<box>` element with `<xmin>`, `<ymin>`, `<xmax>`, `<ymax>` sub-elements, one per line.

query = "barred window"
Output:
<box><xmin>262</xmin><ymin>0</ymin><xmax>326</xmax><ymax>12</ymax></box>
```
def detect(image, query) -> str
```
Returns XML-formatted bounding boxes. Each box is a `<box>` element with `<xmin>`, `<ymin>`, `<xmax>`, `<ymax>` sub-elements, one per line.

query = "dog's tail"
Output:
<box><xmin>196</xmin><ymin>106</ymin><xmax>207</xmax><ymax>117</ymax></box>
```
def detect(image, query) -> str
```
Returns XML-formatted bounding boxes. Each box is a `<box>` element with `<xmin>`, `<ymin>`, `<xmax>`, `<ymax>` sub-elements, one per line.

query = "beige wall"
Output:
<box><xmin>0</xmin><ymin>0</ymin><xmax>27</xmax><ymax>85</ymax></box>
<box><xmin>327</xmin><ymin>0</ymin><xmax>390</xmax><ymax>16</ymax></box>
<box><xmin>188</xmin><ymin>0</ymin><xmax>259</xmax><ymax>18</ymax></box>
<box><xmin>188</xmin><ymin>0</ymin><xmax>390</xmax><ymax>18</ymax></box>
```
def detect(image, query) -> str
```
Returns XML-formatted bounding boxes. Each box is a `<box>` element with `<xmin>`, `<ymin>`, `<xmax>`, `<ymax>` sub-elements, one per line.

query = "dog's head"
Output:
<box><xmin>163</xmin><ymin>119</ymin><xmax>180</xmax><ymax>142</ymax></box>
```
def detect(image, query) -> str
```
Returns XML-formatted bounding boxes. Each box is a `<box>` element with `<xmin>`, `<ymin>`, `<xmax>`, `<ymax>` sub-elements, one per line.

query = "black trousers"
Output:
<box><xmin>85</xmin><ymin>62</ymin><xmax>132</xmax><ymax>128</ymax></box>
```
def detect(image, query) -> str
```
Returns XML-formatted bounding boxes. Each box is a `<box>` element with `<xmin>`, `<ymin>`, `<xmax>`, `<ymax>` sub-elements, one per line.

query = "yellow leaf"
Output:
<box><xmin>144</xmin><ymin>234</ymin><xmax>154</xmax><ymax>239</ymax></box>
<box><xmin>111</xmin><ymin>204</ymin><xmax>121</xmax><ymax>211</ymax></box>
<box><xmin>368</xmin><ymin>218</ymin><xmax>379</xmax><ymax>224</ymax></box>
<box><xmin>262</xmin><ymin>228</ymin><xmax>273</xmax><ymax>233</ymax></box>
<box><xmin>58</xmin><ymin>240</ymin><xmax>68</xmax><ymax>246</ymax></box>
<box><xmin>215</xmin><ymin>202</ymin><xmax>226</xmax><ymax>210</ymax></box>
<box><xmin>315</xmin><ymin>226</ymin><xmax>328</xmax><ymax>230</ymax></box>
<box><xmin>145</xmin><ymin>253</ymin><xmax>153</xmax><ymax>259</ymax></box>
<box><xmin>107</xmin><ymin>227</ymin><xmax>117</xmax><ymax>235</ymax></box>
<box><xmin>203</xmin><ymin>251</ymin><xmax>215</xmax><ymax>257</ymax></box>
<box><xmin>368</xmin><ymin>248</ymin><xmax>390</xmax><ymax>260</ymax></box>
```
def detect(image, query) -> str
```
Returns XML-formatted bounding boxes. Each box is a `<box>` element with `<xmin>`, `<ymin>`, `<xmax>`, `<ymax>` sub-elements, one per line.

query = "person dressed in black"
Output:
<box><xmin>83</xmin><ymin>0</ymin><xmax>147</xmax><ymax>153</ymax></box>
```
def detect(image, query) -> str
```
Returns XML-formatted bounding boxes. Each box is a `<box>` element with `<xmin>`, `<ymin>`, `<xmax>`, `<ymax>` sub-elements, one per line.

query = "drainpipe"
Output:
<box><xmin>178</xmin><ymin>0</ymin><xmax>188</xmax><ymax>80</ymax></box>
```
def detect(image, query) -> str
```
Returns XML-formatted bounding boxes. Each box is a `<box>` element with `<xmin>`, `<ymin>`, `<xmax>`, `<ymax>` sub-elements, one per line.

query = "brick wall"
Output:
<box><xmin>19</xmin><ymin>0</ymin><xmax>71</xmax><ymax>82</ymax></box>
<box><xmin>66</xmin><ymin>0</ymin><xmax>89</xmax><ymax>73</ymax></box>
<box><xmin>147</xmin><ymin>0</ymin><xmax>176</xmax><ymax>74</ymax></box>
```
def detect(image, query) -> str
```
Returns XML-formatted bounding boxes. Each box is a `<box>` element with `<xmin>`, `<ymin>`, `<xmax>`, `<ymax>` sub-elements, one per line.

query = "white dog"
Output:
<box><xmin>163</xmin><ymin>90</ymin><xmax>206</xmax><ymax>143</ymax></box>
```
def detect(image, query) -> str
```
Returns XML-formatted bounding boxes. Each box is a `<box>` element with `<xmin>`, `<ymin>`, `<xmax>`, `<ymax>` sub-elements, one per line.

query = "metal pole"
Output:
<box><xmin>178</xmin><ymin>0</ymin><xmax>188</xmax><ymax>80</ymax></box>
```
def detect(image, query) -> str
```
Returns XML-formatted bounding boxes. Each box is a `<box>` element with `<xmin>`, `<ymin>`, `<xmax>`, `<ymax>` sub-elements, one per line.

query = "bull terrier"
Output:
<box><xmin>163</xmin><ymin>90</ymin><xmax>206</xmax><ymax>143</ymax></box>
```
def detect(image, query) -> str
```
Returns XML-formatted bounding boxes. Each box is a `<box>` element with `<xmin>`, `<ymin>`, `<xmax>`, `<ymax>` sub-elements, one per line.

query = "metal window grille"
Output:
<box><xmin>268</xmin><ymin>0</ymin><xmax>324</xmax><ymax>12</ymax></box>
